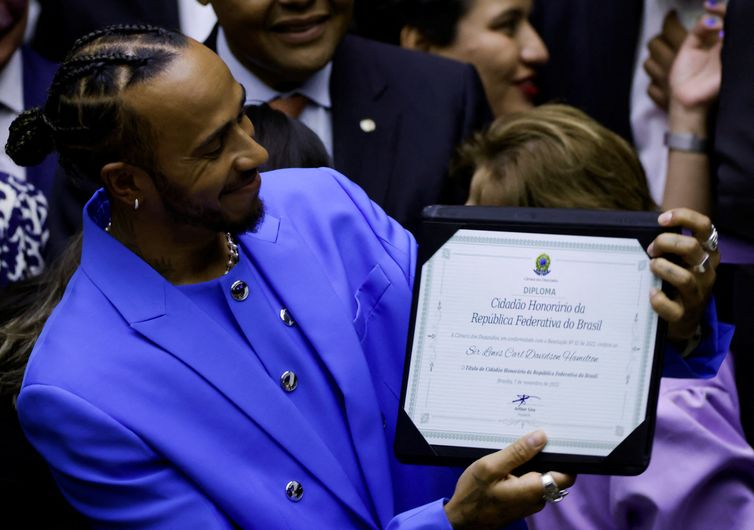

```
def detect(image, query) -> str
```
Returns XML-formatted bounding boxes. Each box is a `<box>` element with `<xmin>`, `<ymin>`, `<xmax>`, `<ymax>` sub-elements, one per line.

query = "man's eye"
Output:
<box><xmin>493</xmin><ymin>15</ymin><xmax>522</xmax><ymax>36</ymax></box>
<box><xmin>204</xmin><ymin>142</ymin><xmax>223</xmax><ymax>158</ymax></box>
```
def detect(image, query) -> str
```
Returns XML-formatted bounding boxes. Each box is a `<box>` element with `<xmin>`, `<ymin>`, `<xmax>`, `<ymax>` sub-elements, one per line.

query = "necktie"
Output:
<box><xmin>268</xmin><ymin>94</ymin><xmax>309</xmax><ymax>119</ymax></box>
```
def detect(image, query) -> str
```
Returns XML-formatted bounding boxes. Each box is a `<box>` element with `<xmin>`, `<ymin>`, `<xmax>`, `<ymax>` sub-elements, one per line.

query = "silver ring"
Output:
<box><xmin>541</xmin><ymin>472</ymin><xmax>568</xmax><ymax>503</ymax></box>
<box><xmin>693</xmin><ymin>253</ymin><xmax>710</xmax><ymax>274</ymax></box>
<box><xmin>701</xmin><ymin>224</ymin><xmax>719</xmax><ymax>253</ymax></box>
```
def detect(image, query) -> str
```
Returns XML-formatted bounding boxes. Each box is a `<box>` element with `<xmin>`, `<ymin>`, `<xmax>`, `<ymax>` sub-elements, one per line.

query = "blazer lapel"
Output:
<box><xmin>331</xmin><ymin>36</ymin><xmax>400</xmax><ymax>210</ymax></box>
<box><xmin>80</xmin><ymin>196</ymin><xmax>376</xmax><ymax>528</ymax></box>
<box><xmin>245</xmin><ymin>215</ymin><xmax>396</xmax><ymax>527</ymax></box>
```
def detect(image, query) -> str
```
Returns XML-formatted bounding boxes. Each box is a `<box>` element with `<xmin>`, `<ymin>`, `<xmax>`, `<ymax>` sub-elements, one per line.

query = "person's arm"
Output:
<box><xmin>661</xmin><ymin>2</ymin><xmax>726</xmax><ymax>213</ymax></box>
<box><xmin>385</xmin><ymin>432</ymin><xmax>567</xmax><ymax>530</ymax></box>
<box><xmin>17</xmin><ymin>384</ymin><xmax>236</xmax><ymax>530</ymax></box>
<box><xmin>609</xmin><ymin>358</ymin><xmax>754</xmax><ymax>529</ymax></box>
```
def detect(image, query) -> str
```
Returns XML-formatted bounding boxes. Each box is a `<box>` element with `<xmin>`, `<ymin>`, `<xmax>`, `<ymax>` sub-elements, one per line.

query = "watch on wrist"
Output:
<box><xmin>664</xmin><ymin>132</ymin><xmax>709</xmax><ymax>153</ymax></box>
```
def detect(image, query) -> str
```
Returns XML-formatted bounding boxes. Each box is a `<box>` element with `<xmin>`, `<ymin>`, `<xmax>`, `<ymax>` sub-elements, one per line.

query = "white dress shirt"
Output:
<box><xmin>177</xmin><ymin>0</ymin><xmax>217</xmax><ymax>42</ymax></box>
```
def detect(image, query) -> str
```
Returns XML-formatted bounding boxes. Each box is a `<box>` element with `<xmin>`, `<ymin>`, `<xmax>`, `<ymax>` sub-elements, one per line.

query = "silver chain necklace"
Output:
<box><xmin>105</xmin><ymin>222</ymin><xmax>239</xmax><ymax>274</ymax></box>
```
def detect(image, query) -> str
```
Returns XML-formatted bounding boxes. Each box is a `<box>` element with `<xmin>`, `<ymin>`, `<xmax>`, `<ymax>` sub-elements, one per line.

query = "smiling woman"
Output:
<box><xmin>357</xmin><ymin>0</ymin><xmax>549</xmax><ymax>117</ymax></box>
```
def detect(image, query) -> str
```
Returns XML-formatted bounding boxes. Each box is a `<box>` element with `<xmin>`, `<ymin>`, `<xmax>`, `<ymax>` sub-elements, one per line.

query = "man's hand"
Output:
<box><xmin>444</xmin><ymin>431</ymin><xmax>576</xmax><ymax>529</ymax></box>
<box><xmin>648</xmin><ymin>208</ymin><xmax>719</xmax><ymax>341</ymax></box>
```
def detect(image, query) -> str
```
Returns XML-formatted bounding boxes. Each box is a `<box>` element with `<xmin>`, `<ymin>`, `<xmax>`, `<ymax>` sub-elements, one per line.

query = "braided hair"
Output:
<box><xmin>6</xmin><ymin>24</ymin><xmax>189</xmax><ymax>184</ymax></box>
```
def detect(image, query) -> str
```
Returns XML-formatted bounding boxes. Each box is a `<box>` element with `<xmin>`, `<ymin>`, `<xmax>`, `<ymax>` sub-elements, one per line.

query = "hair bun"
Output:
<box><xmin>6</xmin><ymin>107</ymin><xmax>56</xmax><ymax>167</ymax></box>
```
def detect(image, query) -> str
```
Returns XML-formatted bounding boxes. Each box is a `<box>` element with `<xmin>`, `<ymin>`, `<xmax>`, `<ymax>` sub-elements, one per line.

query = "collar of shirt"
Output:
<box><xmin>0</xmin><ymin>49</ymin><xmax>25</xmax><ymax>180</ymax></box>
<box><xmin>216</xmin><ymin>27</ymin><xmax>332</xmax><ymax>110</ymax></box>
<box><xmin>0</xmin><ymin>49</ymin><xmax>24</xmax><ymax>114</ymax></box>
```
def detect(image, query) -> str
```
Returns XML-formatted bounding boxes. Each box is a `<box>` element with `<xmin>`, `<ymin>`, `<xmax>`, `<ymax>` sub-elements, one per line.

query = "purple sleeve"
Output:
<box><xmin>662</xmin><ymin>298</ymin><xmax>734</xmax><ymax>379</ymax></box>
<box><xmin>387</xmin><ymin>498</ymin><xmax>528</xmax><ymax>530</ymax></box>
<box><xmin>528</xmin><ymin>355</ymin><xmax>754</xmax><ymax>530</ymax></box>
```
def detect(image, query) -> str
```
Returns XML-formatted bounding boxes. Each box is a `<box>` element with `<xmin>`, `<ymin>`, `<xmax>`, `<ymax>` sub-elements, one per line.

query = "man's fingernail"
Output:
<box><xmin>706</xmin><ymin>15</ymin><xmax>721</xmax><ymax>26</ymax></box>
<box><xmin>650</xmin><ymin>287</ymin><xmax>660</xmax><ymax>297</ymax></box>
<box><xmin>658</xmin><ymin>211</ymin><xmax>672</xmax><ymax>224</ymax></box>
<box><xmin>707</xmin><ymin>0</ymin><xmax>718</xmax><ymax>5</ymax></box>
<box><xmin>527</xmin><ymin>430</ymin><xmax>547</xmax><ymax>448</ymax></box>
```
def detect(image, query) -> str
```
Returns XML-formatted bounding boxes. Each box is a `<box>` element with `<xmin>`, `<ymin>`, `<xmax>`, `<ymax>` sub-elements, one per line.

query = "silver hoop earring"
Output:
<box><xmin>134</xmin><ymin>198</ymin><xmax>140</xmax><ymax>211</ymax></box>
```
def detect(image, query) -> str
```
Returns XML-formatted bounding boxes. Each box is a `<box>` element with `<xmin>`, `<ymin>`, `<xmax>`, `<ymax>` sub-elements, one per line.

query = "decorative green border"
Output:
<box><xmin>453</xmin><ymin>231</ymin><xmax>641</xmax><ymax>254</ymax></box>
<box><xmin>634</xmin><ymin>288</ymin><xmax>660</xmax><ymax>423</ymax></box>
<box><xmin>407</xmin><ymin>259</ymin><xmax>434</xmax><ymax>416</ymax></box>
<box><xmin>406</xmin><ymin>230</ymin><xmax>650</xmax><ymax>448</ymax></box>
<box><xmin>422</xmin><ymin>430</ymin><xmax>615</xmax><ymax>450</ymax></box>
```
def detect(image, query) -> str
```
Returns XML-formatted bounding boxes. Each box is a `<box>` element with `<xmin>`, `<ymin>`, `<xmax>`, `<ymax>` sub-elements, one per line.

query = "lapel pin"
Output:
<box><xmin>359</xmin><ymin>118</ymin><xmax>376</xmax><ymax>133</ymax></box>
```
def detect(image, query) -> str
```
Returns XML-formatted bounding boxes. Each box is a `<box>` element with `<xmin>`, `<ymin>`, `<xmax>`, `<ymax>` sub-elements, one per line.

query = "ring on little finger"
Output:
<box><xmin>541</xmin><ymin>472</ymin><xmax>568</xmax><ymax>503</ymax></box>
<box><xmin>693</xmin><ymin>253</ymin><xmax>710</xmax><ymax>274</ymax></box>
<box><xmin>701</xmin><ymin>224</ymin><xmax>719</xmax><ymax>253</ymax></box>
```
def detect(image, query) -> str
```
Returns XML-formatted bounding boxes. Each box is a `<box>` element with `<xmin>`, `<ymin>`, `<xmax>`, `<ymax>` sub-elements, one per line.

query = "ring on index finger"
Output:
<box><xmin>693</xmin><ymin>253</ymin><xmax>710</xmax><ymax>274</ymax></box>
<box><xmin>701</xmin><ymin>224</ymin><xmax>719</xmax><ymax>253</ymax></box>
<box><xmin>541</xmin><ymin>472</ymin><xmax>569</xmax><ymax>503</ymax></box>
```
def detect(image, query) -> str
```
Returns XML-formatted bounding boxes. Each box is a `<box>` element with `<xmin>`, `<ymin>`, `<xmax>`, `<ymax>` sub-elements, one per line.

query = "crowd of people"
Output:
<box><xmin>0</xmin><ymin>0</ymin><xmax>752</xmax><ymax>528</ymax></box>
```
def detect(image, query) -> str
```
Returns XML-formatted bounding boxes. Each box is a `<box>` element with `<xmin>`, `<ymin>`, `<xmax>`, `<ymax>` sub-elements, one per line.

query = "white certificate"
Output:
<box><xmin>403</xmin><ymin>229</ymin><xmax>660</xmax><ymax>457</ymax></box>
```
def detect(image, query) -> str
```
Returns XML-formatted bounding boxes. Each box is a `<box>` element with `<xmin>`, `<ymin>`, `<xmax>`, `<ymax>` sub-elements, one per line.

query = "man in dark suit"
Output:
<box><xmin>204</xmin><ymin>0</ymin><xmax>491</xmax><ymax>234</ymax></box>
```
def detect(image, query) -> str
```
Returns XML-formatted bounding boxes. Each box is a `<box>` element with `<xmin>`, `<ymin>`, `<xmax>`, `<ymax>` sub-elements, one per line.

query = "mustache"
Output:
<box><xmin>222</xmin><ymin>169</ymin><xmax>260</xmax><ymax>195</ymax></box>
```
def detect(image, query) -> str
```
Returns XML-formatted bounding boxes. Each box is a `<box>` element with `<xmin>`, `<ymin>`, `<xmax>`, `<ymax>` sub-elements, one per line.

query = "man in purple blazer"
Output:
<box><xmin>9</xmin><ymin>23</ymin><xmax>731</xmax><ymax>530</ymax></box>
<box><xmin>11</xmin><ymin>25</ymin><xmax>573</xmax><ymax>529</ymax></box>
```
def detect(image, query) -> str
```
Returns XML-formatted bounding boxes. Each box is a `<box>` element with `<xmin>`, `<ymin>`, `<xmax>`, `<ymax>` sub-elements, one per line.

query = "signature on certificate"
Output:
<box><xmin>512</xmin><ymin>394</ymin><xmax>540</xmax><ymax>406</ymax></box>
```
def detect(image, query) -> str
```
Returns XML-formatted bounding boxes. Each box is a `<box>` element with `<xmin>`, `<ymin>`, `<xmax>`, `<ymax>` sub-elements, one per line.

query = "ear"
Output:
<box><xmin>100</xmin><ymin>162</ymin><xmax>150</xmax><ymax>209</ymax></box>
<box><xmin>400</xmin><ymin>26</ymin><xmax>434</xmax><ymax>52</ymax></box>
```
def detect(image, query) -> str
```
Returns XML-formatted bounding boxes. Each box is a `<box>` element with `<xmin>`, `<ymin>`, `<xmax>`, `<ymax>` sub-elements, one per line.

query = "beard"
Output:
<box><xmin>153</xmin><ymin>169</ymin><xmax>266</xmax><ymax>235</ymax></box>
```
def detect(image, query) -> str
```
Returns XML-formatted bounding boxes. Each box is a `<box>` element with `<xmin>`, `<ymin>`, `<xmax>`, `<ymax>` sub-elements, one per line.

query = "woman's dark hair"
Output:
<box><xmin>0</xmin><ymin>233</ymin><xmax>82</xmax><ymax>398</ymax></box>
<box><xmin>6</xmin><ymin>24</ymin><xmax>189</xmax><ymax>185</ymax></box>
<box><xmin>354</xmin><ymin>0</ymin><xmax>471</xmax><ymax>46</ymax></box>
<box><xmin>245</xmin><ymin>103</ymin><xmax>331</xmax><ymax>170</ymax></box>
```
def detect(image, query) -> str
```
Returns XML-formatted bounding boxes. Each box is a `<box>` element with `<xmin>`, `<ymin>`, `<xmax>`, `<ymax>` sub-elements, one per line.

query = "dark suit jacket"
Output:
<box><xmin>530</xmin><ymin>1</ymin><xmax>643</xmax><ymax>142</ymax></box>
<box><xmin>712</xmin><ymin>0</ymin><xmax>754</xmax><ymax>446</ymax></box>
<box><xmin>31</xmin><ymin>0</ymin><xmax>180</xmax><ymax>62</ymax></box>
<box><xmin>21</xmin><ymin>45</ymin><xmax>58</xmax><ymax>200</ymax></box>
<box><xmin>328</xmin><ymin>35</ymin><xmax>491</xmax><ymax>233</ymax></box>
<box><xmin>714</xmin><ymin>0</ymin><xmax>754</xmax><ymax>241</ymax></box>
<box><xmin>205</xmin><ymin>29</ymin><xmax>491</xmax><ymax>234</ymax></box>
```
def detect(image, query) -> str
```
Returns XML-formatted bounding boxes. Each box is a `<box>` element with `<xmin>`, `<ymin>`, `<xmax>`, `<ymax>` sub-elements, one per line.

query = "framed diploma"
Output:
<box><xmin>395</xmin><ymin>206</ymin><xmax>674</xmax><ymax>475</ymax></box>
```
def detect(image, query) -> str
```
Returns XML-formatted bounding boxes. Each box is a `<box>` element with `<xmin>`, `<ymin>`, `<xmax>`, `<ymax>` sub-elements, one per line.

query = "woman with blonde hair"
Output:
<box><xmin>460</xmin><ymin>104</ymin><xmax>654</xmax><ymax>212</ymax></box>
